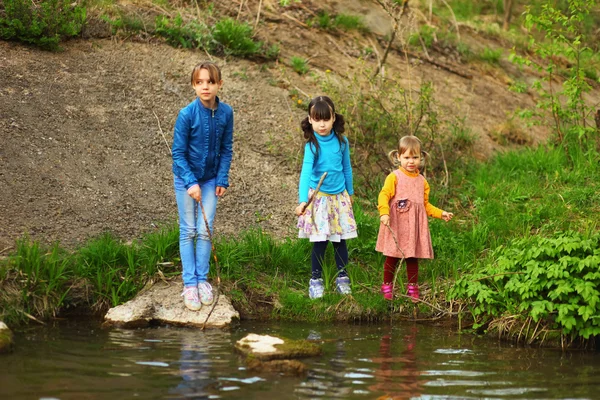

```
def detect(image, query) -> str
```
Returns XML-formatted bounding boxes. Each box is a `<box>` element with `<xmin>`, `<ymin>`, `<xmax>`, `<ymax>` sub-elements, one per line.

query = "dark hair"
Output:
<box><xmin>300</xmin><ymin>96</ymin><xmax>346</xmax><ymax>158</ymax></box>
<box><xmin>190</xmin><ymin>62</ymin><xmax>222</xmax><ymax>85</ymax></box>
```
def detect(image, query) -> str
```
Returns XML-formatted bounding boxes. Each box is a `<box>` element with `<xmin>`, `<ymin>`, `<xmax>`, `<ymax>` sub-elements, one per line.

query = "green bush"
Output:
<box><xmin>290</xmin><ymin>56</ymin><xmax>309</xmax><ymax>74</ymax></box>
<box><xmin>154</xmin><ymin>13</ymin><xmax>212</xmax><ymax>51</ymax></box>
<box><xmin>450</xmin><ymin>231</ymin><xmax>600</xmax><ymax>339</ymax></box>
<box><xmin>212</xmin><ymin>17</ymin><xmax>262</xmax><ymax>57</ymax></box>
<box><xmin>0</xmin><ymin>0</ymin><xmax>86</xmax><ymax>50</ymax></box>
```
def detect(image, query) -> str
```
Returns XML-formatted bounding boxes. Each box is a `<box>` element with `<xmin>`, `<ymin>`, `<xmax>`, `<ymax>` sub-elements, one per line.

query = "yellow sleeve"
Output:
<box><xmin>377</xmin><ymin>173</ymin><xmax>397</xmax><ymax>216</ymax></box>
<box><xmin>424</xmin><ymin>179</ymin><xmax>443</xmax><ymax>219</ymax></box>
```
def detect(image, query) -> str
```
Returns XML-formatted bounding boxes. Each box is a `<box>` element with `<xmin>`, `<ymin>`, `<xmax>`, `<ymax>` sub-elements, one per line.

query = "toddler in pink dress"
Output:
<box><xmin>376</xmin><ymin>136</ymin><xmax>453</xmax><ymax>301</ymax></box>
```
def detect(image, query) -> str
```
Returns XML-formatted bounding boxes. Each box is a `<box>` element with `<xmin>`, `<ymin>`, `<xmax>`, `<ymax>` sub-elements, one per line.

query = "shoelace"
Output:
<box><xmin>198</xmin><ymin>283</ymin><xmax>212</xmax><ymax>297</ymax></box>
<box><xmin>181</xmin><ymin>287</ymin><xmax>199</xmax><ymax>302</ymax></box>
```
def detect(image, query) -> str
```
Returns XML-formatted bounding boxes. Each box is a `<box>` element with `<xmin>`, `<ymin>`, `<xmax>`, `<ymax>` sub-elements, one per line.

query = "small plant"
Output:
<box><xmin>334</xmin><ymin>13</ymin><xmax>367</xmax><ymax>32</ymax></box>
<box><xmin>290</xmin><ymin>56</ymin><xmax>309</xmax><ymax>74</ymax></box>
<box><xmin>155</xmin><ymin>14</ymin><xmax>212</xmax><ymax>50</ymax></box>
<box><xmin>101</xmin><ymin>10</ymin><xmax>145</xmax><ymax>35</ymax></box>
<box><xmin>0</xmin><ymin>0</ymin><xmax>86</xmax><ymax>50</ymax></box>
<box><xmin>315</xmin><ymin>11</ymin><xmax>332</xmax><ymax>29</ymax></box>
<box><xmin>479</xmin><ymin>47</ymin><xmax>502</xmax><ymax>64</ymax></box>
<box><xmin>408</xmin><ymin>24</ymin><xmax>436</xmax><ymax>48</ymax></box>
<box><xmin>264</xmin><ymin>43</ymin><xmax>280</xmax><ymax>60</ymax></box>
<box><xmin>508</xmin><ymin>79</ymin><xmax>528</xmax><ymax>94</ymax></box>
<box><xmin>212</xmin><ymin>17</ymin><xmax>262</xmax><ymax>57</ymax></box>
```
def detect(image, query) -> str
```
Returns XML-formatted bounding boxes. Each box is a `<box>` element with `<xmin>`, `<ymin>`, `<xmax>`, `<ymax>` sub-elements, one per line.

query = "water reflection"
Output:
<box><xmin>170</xmin><ymin>331</ymin><xmax>214</xmax><ymax>399</ymax></box>
<box><xmin>369</xmin><ymin>325</ymin><xmax>424</xmax><ymax>400</ymax></box>
<box><xmin>3</xmin><ymin>321</ymin><xmax>600</xmax><ymax>400</ymax></box>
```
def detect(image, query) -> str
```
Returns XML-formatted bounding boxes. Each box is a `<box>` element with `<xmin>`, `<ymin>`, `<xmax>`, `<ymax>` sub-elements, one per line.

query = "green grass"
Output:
<box><xmin>2</xmin><ymin>142</ymin><xmax>598</xmax><ymax>330</ymax></box>
<box><xmin>479</xmin><ymin>47</ymin><xmax>502</xmax><ymax>64</ymax></box>
<box><xmin>290</xmin><ymin>56</ymin><xmax>309</xmax><ymax>74</ymax></box>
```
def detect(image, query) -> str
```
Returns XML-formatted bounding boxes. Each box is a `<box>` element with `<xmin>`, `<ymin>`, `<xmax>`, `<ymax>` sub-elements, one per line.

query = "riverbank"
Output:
<box><xmin>2</xmin><ymin>145</ymin><xmax>599</xmax><ymax>348</ymax></box>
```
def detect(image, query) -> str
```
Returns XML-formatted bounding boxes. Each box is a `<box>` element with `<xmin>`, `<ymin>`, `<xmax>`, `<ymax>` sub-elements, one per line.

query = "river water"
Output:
<box><xmin>1</xmin><ymin>319</ymin><xmax>599</xmax><ymax>399</ymax></box>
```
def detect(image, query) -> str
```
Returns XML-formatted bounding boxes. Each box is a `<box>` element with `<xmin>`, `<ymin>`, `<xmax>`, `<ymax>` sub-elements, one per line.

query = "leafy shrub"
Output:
<box><xmin>212</xmin><ymin>17</ymin><xmax>262</xmax><ymax>57</ymax></box>
<box><xmin>450</xmin><ymin>231</ymin><xmax>600</xmax><ymax>340</ymax></box>
<box><xmin>479</xmin><ymin>47</ymin><xmax>502</xmax><ymax>64</ymax></box>
<box><xmin>154</xmin><ymin>13</ymin><xmax>212</xmax><ymax>50</ymax></box>
<box><xmin>0</xmin><ymin>0</ymin><xmax>86</xmax><ymax>50</ymax></box>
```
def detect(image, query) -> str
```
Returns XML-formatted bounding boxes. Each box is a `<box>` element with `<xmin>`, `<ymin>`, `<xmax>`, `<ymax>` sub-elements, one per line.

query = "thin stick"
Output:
<box><xmin>236</xmin><ymin>0</ymin><xmax>245</xmax><ymax>20</ymax></box>
<box><xmin>152</xmin><ymin>110</ymin><xmax>172</xmax><ymax>155</ymax></box>
<box><xmin>0</xmin><ymin>246</ymin><xmax>13</xmax><ymax>255</ymax></box>
<box><xmin>254</xmin><ymin>0</ymin><xmax>263</xmax><ymax>30</ymax></box>
<box><xmin>198</xmin><ymin>199</ymin><xmax>222</xmax><ymax>330</ymax></box>
<box><xmin>302</xmin><ymin>172</ymin><xmax>328</xmax><ymax>213</ymax></box>
<box><xmin>303</xmin><ymin>172</ymin><xmax>327</xmax><ymax>233</ymax></box>
<box><xmin>385</xmin><ymin>223</ymin><xmax>406</xmax><ymax>298</ymax></box>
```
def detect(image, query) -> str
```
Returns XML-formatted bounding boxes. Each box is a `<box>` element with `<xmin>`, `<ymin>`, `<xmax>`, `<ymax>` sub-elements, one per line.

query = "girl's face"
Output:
<box><xmin>309</xmin><ymin>115</ymin><xmax>335</xmax><ymax>137</ymax></box>
<box><xmin>193</xmin><ymin>68</ymin><xmax>222</xmax><ymax>107</ymax></box>
<box><xmin>399</xmin><ymin>149</ymin><xmax>421</xmax><ymax>172</ymax></box>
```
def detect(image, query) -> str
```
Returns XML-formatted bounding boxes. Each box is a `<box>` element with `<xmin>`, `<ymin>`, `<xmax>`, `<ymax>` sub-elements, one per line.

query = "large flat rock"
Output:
<box><xmin>0</xmin><ymin>322</ymin><xmax>13</xmax><ymax>354</ymax></box>
<box><xmin>104</xmin><ymin>278</ymin><xmax>239</xmax><ymax>329</ymax></box>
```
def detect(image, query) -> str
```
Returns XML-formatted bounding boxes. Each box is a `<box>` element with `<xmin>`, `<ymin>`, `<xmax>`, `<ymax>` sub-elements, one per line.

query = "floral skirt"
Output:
<box><xmin>297</xmin><ymin>190</ymin><xmax>357</xmax><ymax>242</ymax></box>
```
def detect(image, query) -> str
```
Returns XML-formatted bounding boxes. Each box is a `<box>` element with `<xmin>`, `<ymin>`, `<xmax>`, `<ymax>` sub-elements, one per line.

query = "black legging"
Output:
<box><xmin>311</xmin><ymin>240</ymin><xmax>348</xmax><ymax>280</ymax></box>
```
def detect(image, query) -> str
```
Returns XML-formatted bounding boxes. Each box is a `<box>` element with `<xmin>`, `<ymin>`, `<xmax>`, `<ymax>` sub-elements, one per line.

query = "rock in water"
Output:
<box><xmin>0</xmin><ymin>322</ymin><xmax>14</xmax><ymax>354</ymax></box>
<box><xmin>103</xmin><ymin>278</ymin><xmax>239</xmax><ymax>329</ymax></box>
<box><xmin>234</xmin><ymin>333</ymin><xmax>321</xmax><ymax>375</ymax></box>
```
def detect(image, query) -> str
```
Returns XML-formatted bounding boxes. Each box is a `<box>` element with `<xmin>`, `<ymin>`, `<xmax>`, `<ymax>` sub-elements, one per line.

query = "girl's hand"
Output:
<box><xmin>216</xmin><ymin>186</ymin><xmax>227</xmax><ymax>197</ymax></box>
<box><xmin>441</xmin><ymin>211</ymin><xmax>454</xmax><ymax>222</ymax></box>
<box><xmin>380</xmin><ymin>215</ymin><xmax>390</xmax><ymax>226</ymax></box>
<box><xmin>187</xmin><ymin>184</ymin><xmax>201</xmax><ymax>202</ymax></box>
<box><xmin>349</xmin><ymin>195</ymin><xmax>353</xmax><ymax>205</ymax></box>
<box><xmin>295</xmin><ymin>202</ymin><xmax>307</xmax><ymax>216</ymax></box>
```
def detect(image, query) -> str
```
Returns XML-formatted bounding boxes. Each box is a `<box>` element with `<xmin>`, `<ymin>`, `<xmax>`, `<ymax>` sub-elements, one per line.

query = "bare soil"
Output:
<box><xmin>0</xmin><ymin>0</ymin><xmax>554</xmax><ymax>251</ymax></box>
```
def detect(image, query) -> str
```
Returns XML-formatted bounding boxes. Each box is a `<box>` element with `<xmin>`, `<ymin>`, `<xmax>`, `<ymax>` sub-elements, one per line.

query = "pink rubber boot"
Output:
<box><xmin>407</xmin><ymin>284</ymin><xmax>420</xmax><ymax>302</ymax></box>
<box><xmin>381</xmin><ymin>283</ymin><xmax>393</xmax><ymax>300</ymax></box>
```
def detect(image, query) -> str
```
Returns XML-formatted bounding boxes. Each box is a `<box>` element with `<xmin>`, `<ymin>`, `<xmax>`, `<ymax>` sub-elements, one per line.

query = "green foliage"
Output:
<box><xmin>479</xmin><ymin>47</ymin><xmax>502</xmax><ymax>64</ymax></box>
<box><xmin>510</xmin><ymin>0</ymin><xmax>598</xmax><ymax>158</ymax></box>
<box><xmin>0</xmin><ymin>0</ymin><xmax>86</xmax><ymax>50</ymax></box>
<box><xmin>333</xmin><ymin>13</ymin><xmax>368</xmax><ymax>32</ymax></box>
<box><xmin>319</xmin><ymin>67</ymin><xmax>474</xmax><ymax>196</ymax></box>
<box><xmin>307</xmin><ymin>11</ymin><xmax>367</xmax><ymax>33</ymax></box>
<box><xmin>408</xmin><ymin>25</ymin><xmax>436</xmax><ymax>48</ymax></box>
<box><xmin>9</xmin><ymin>239</ymin><xmax>73</xmax><ymax>318</ymax></box>
<box><xmin>508</xmin><ymin>80</ymin><xmax>529</xmax><ymax>93</ymax></box>
<box><xmin>290</xmin><ymin>56</ymin><xmax>309</xmax><ymax>74</ymax></box>
<box><xmin>212</xmin><ymin>17</ymin><xmax>262</xmax><ymax>57</ymax></box>
<box><xmin>155</xmin><ymin>13</ymin><xmax>212</xmax><ymax>50</ymax></box>
<box><xmin>449</xmin><ymin>231</ymin><xmax>600</xmax><ymax>339</ymax></box>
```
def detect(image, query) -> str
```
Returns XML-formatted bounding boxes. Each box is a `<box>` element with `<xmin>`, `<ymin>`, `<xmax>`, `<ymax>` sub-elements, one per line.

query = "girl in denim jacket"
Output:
<box><xmin>172</xmin><ymin>62</ymin><xmax>233</xmax><ymax>311</ymax></box>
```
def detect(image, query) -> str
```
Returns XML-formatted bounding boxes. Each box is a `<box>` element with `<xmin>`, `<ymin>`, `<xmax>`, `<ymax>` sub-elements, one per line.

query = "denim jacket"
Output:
<box><xmin>172</xmin><ymin>96</ymin><xmax>234</xmax><ymax>190</ymax></box>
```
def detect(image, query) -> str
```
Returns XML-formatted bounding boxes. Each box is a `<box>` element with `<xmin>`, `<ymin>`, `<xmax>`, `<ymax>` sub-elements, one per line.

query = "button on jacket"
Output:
<box><xmin>172</xmin><ymin>96</ymin><xmax>234</xmax><ymax>189</ymax></box>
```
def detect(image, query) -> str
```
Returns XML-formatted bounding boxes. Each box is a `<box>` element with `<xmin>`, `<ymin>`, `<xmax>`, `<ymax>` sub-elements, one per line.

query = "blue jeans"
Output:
<box><xmin>174</xmin><ymin>175</ymin><xmax>218</xmax><ymax>287</ymax></box>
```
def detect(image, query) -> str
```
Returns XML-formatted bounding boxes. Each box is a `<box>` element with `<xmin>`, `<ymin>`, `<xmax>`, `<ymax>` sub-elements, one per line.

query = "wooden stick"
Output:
<box><xmin>302</xmin><ymin>172</ymin><xmax>327</xmax><ymax>213</ymax></box>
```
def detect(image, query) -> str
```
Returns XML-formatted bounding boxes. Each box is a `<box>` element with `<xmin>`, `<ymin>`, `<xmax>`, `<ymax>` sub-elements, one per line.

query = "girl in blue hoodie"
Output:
<box><xmin>295</xmin><ymin>96</ymin><xmax>357</xmax><ymax>299</ymax></box>
<box><xmin>172</xmin><ymin>62</ymin><xmax>233</xmax><ymax>311</ymax></box>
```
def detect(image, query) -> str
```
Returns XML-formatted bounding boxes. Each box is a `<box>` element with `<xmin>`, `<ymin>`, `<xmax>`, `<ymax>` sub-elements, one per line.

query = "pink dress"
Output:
<box><xmin>375</xmin><ymin>170</ymin><xmax>434</xmax><ymax>259</ymax></box>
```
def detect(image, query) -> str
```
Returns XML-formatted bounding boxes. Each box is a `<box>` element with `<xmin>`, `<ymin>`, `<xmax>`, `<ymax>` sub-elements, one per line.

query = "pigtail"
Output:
<box><xmin>332</xmin><ymin>113</ymin><xmax>345</xmax><ymax>134</ymax></box>
<box><xmin>388</xmin><ymin>150</ymin><xmax>400</xmax><ymax>167</ymax></box>
<box><xmin>301</xmin><ymin>116</ymin><xmax>319</xmax><ymax>157</ymax></box>
<box><xmin>421</xmin><ymin>150</ymin><xmax>430</xmax><ymax>176</ymax></box>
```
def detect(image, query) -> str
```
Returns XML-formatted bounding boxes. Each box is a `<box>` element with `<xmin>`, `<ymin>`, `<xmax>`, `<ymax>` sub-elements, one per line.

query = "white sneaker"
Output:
<box><xmin>197</xmin><ymin>281</ymin><xmax>214</xmax><ymax>305</ymax></box>
<box><xmin>181</xmin><ymin>286</ymin><xmax>202</xmax><ymax>311</ymax></box>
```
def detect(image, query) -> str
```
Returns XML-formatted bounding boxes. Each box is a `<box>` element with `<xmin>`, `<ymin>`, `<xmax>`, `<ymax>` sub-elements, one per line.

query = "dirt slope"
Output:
<box><xmin>0</xmin><ymin>1</ymin><xmax>559</xmax><ymax>250</ymax></box>
<box><xmin>0</xmin><ymin>39</ymin><xmax>303</xmax><ymax>250</ymax></box>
